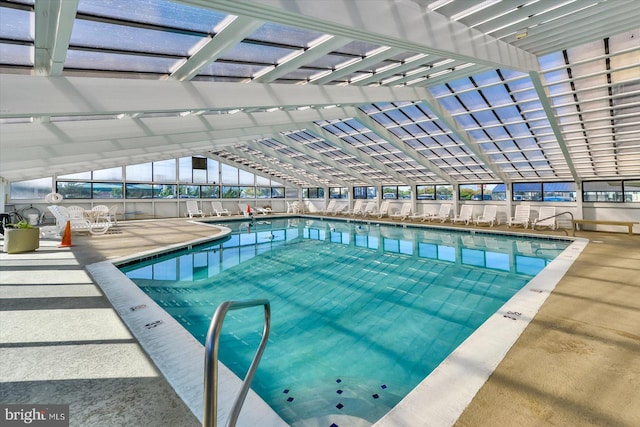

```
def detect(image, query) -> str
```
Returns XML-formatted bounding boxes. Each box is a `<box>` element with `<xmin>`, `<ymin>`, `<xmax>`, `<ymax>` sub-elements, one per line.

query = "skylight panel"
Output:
<box><xmin>218</xmin><ymin>42</ymin><xmax>297</xmax><ymax>66</ymax></box>
<box><xmin>0</xmin><ymin>43</ymin><xmax>31</xmax><ymax>66</ymax></box>
<box><xmin>65</xmin><ymin>49</ymin><xmax>180</xmax><ymax>74</ymax></box>
<box><xmin>77</xmin><ymin>0</ymin><xmax>228</xmax><ymax>33</ymax></box>
<box><xmin>197</xmin><ymin>62</ymin><xmax>263</xmax><ymax>79</ymax></box>
<box><xmin>334</xmin><ymin>40</ymin><xmax>382</xmax><ymax>57</ymax></box>
<box><xmin>70</xmin><ymin>19</ymin><xmax>203</xmax><ymax>56</ymax></box>
<box><xmin>0</xmin><ymin>7</ymin><xmax>31</xmax><ymax>42</ymax></box>
<box><xmin>249</xmin><ymin>22</ymin><xmax>324</xmax><ymax>48</ymax></box>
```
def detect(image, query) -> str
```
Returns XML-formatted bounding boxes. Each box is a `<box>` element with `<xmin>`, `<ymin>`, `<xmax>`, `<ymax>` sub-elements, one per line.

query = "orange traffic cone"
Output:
<box><xmin>247</xmin><ymin>204</ymin><xmax>251</xmax><ymax>214</ymax></box>
<box><xmin>58</xmin><ymin>221</ymin><xmax>73</xmax><ymax>248</ymax></box>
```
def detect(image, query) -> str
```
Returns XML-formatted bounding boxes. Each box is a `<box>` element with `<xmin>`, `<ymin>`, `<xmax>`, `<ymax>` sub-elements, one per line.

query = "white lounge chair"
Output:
<box><xmin>451</xmin><ymin>205</ymin><xmax>474</xmax><ymax>225</ymax></box>
<box><xmin>331</xmin><ymin>202</ymin><xmax>349</xmax><ymax>216</ymax></box>
<box><xmin>408</xmin><ymin>207</ymin><xmax>428</xmax><ymax>221</ymax></box>
<box><xmin>106</xmin><ymin>205</ymin><xmax>119</xmax><ymax>225</ymax></box>
<box><xmin>425</xmin><ymin>204</ymin><xmax>451</xmax><ymax>223</ymax></box>
<box><xmin>210</xmin><ymin>201</ymin><xmax>231</xmax><ymax>217</ymax></box>
<box><xmin>474</xmin><ymin>205</ymin><xmax>497</xmax><ymax>227</ymax></box>
<box><xmin>508</xmin><ymin>204</ymin><xmax>530</xmax><ymax>229</ymax></box>
<box><xmin>47</xmin><ymin>205</ymin><xmax>111</xmax><ymax>235</ymax></box>
<box><xmin>91</xmin><ymin>205</ymin><xmax>110</xmax><ymax>222</ymax></box>
<box><xmin>321</xmin><ymin>199</ymin><xmax>336</xmax><ymax>215</ymax></box>
<box><xmin>375</xmin><ymin>200</ymin><xmax>390</xmax><ymax>218</ymax></box>
<box><xmin>390</xmin><ymin>203</ymin><xmax>412</xmax><ymax>220</ymax></box>
<box><xmin>362</xmin><ymin>201</ymin><xmax>378</xmax><ymax>217</ymax></box>
<box><xmin>347</xmin><ymin>200</ymin><xmax>365</xmax><ymax>216</ymax></box>
<box><xmin>533</xmin><ymin>206</ymin><xmax>557</xmax><ymax>230</ymax></box>
<box><xmin>186</xmin><ymin>200</ymin><xmax>205</xmax><ymax>218</ymax></box>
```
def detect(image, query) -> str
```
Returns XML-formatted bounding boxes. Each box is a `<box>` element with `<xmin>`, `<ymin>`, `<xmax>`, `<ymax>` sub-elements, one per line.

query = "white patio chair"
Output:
<box><xmin>347</xmin><ymin>200</ymin><xmax>365</xmax><ymax>216</ymax></box>
<box><xmin>375</xmin><ymin>201</ymin><xmax>390</xmax><ymax>218</ymax></box>
<box><xmin>508</xmin><ymin>204</ymin><xmax>530</xmax><ymax>229</ymax></box>
<box><xmin>186</xmin><ymin>200</ymin><xmax>205</xmax><ymax>218</ymax></box>
<box><xmin>390</xmin><ymin>203</ymin><xmax>412</xmax><ymax>220</ymax></box>
<box><xmin>424</xmin><ymin>204</ymin><xmax>452</xmax><ymax>223</ymax></box>
<box><xmin>474</xmin><ymin>205</ymin><xmax>497</xmax><ymax>227</ymax></box>
<box><xmin>451</xmin><ymin>205</ymin><xmax>474</xmax><ymax>225</ymax></box>
<box><xmin>533</xmin><ymin>206</ymin><xmax>557</xmax><ymax>230</ymax></box>
<box><xmin>362</xmin><ymin>201</ymin><xmax>378</xmax><ymax>217</ymax></box>
<box><xmin>321</xmin><ymin>199</ymin><xmax>336</xmax><ymax>215</ymax></box>
<box><xmin>210</xmin><ymin>201</ymin><xmax>231</xmax><ymax>217</ymax></box>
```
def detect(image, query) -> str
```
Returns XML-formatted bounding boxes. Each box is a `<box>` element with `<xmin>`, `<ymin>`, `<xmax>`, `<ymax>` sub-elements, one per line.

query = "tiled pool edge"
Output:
<box><xmin>373</xmin><ymin>237</ymin><xmax>589</xmax><ymax>427</ymax></box>
<box><xmin>85</xmin><ymin>225</ymin><xmax>288</xmax><ymax>427</ymax></box>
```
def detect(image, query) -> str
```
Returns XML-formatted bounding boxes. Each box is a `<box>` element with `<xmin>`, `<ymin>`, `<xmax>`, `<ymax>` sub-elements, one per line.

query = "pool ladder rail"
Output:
<box><xmin>203</xmin><ymin>299</ymin><xmax>271</xmax><ymax>427</ymax></box>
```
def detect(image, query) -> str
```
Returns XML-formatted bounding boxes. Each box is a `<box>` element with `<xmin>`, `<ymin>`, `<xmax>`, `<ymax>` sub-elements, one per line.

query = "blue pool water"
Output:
<box><xmin>120</xmin><ymin>218</ymin><xmax>569</xmax><ymax>425</ymax></box>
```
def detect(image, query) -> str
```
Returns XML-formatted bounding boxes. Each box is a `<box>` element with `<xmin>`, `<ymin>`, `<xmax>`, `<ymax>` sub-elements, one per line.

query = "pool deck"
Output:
<box><xmin>1</xmin><ymin>215</ymin><xmax>638</xmax><ymax>426</ymax></box>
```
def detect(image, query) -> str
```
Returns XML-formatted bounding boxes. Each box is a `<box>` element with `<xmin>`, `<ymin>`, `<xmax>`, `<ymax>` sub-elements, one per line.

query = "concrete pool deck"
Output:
<box><xmin>1</xmin><ymin>216</ymin><xmax>638</xmax><ymax>426</ymax></box>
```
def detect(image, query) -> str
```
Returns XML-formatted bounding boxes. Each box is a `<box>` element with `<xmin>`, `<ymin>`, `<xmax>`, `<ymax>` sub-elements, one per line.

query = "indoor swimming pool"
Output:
<box><xmin>119</xmin><ymin>218</ymin><xmax>571</xmax><ymax>425</ymax></box>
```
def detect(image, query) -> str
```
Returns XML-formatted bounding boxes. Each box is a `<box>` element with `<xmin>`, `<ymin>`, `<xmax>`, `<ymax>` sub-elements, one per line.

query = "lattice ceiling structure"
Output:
<box><xmin>1</xmin><ymin>0</ymin><xmax>639</xmax><ymax>188</ymax></box>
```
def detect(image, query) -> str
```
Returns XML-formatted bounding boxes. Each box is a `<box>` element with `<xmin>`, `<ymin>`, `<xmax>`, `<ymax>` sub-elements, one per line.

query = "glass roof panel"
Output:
<box><xmin>0</xmin><ymin>7</ymin><xmax>31</xmax><ymax>42</ymax></box>
<box><xmin>248</xmin><ymin>22</ymin><xmax>324</xmax><ymax>48</ymax></box>
<box><xmin>0</xmin><ymin>43</ymin><xmax>32</xmax><ymax>66</ymax></box>
<box><xmin>217</xmin><ymin>42</ymin><xmax>297</xmax><ymax>65</ymax></box>
<box><xmin>198</xmin><ymin>61</ymin><xmax>263</xmax><ymax>78</ymax></box>
<box><xmin>77</xmin><ymin>0</ymin><xmax>228</xmax><ymax>33</ymax></box>
<box><xmin>334</xmin><ymin>40</ymin><xmax>382</xmax><ymax>56</ymax></box>
<box><xmin>70</xmin><ymin>19</ymin><xmax>203</xmax><ymax>56</ymax></box>
<box><xmin>65</xmin><ymin>49</ymin><xmax>180</xmax><ymax>73</ymax></box>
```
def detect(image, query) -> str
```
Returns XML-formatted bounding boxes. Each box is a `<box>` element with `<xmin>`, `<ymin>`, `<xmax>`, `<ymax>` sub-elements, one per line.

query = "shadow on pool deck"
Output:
<box><xmin>1</xmin><ymin>216</ymin><xmax>638</xmax><ymax>426</ymax></box>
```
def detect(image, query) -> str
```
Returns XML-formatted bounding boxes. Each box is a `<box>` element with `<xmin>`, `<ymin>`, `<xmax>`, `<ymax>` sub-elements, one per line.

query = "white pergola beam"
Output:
<box><xmin>311</xmin><ymin>47</ymin><xmax>406</xmax><ymax>85</ymax></box>
<box><xmin>0</xmin><ymin>75</ymin><xmax>430</xmax><ymax>118</ymax></box>
<box><xmin>178</xmin><ymin>0</ymin><xmax>539</xmax><ymax>72</ymax></box>
<box><xmin>34</xmin><ymin>0</ymin><xmax>78</xmax><ymax>76</ymax></box>
<box><xmin>171</xmin><ymin>16</ymin><xmax>264</xmax><ymax>81</ymax></box>
<box><xmin>206</xmin><ymin>151</ymin><xmax>301</xmax><ymax>189</ymax></box>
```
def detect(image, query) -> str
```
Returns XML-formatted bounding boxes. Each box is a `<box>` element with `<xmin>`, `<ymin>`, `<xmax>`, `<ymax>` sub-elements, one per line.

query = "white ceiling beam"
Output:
<box><xmin>0</xmin><ymin>75</ymin><xmax>429</xmax><ymax>118</ymax></box>
<box><xmin>308</xmin><ymin>124</ymin><xmax>413</xmax><ymax>186</ymax></box>
<box><xmin>419</xmin><ymin>92</ymin><xmax>511</xmax><ymax>183</ymax></box>
<box><xmin>254</xmin><ymin>36</ymin><xmax>351</xmax><ymax>83</ymax></box>
<box><xmin>269</xmin><ymin>133</ymin><xmax>378</xmax><ymax>187</ymax></box>
<box><xmin>171</xmin><ymin>16</ymin><xmax>264</xmax><ymax>81</ymax></box>
<box><xmin>354</xmin><ymin>110</ymin><xmax>454</xmax><ymax>184</ymax></box>
<box><xmin>240</xmin><ymin>140</ymin><xmax>349</xmax><ymax>186</ymax></box>
<box><xmin>34</xmin><ymin>0</ymin><xmax>78</xmax><ymax>76</ymax></box>
<box><xmin>177</xmin><ymin>0</ymin><xmax>539</xmax><ymax>72</ymax></box>
<box><xmin>529</xmin><ymin>71</ymin><xmax>580</xmax><ymax>182</ymax></box>
<box><xmin>223</xmin><ymin>146</ymin><xmax>315</xmax><ymax>187</ymax></box>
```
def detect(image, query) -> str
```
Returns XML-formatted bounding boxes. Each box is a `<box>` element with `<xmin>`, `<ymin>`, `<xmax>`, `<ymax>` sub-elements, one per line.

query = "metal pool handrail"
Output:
<box><xmin>533</xmin><ymin>211</ymin><xmax>575</xmax><ymax>236</ymax></box>
<box><xmin>203</xmin><ymin>299</ymin><xmax>271</xmax><ymax>427</ymax></box>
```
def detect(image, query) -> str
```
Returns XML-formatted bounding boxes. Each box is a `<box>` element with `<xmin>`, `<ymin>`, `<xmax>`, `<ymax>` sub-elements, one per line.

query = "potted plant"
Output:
<box><xmin>4</xmin><ymin>219</ymin><xmax>40</xmax><ymax>254</ymax></box>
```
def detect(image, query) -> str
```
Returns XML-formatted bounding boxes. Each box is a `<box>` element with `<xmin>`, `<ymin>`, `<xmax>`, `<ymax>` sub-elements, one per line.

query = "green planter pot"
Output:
<box><xmin>4</xmin><ymin>227</ymin><xmax>40</xmax><ymax>254</ymax></box>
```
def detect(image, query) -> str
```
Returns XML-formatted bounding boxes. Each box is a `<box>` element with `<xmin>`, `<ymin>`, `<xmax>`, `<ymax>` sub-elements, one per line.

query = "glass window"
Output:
<box><xmin>239</xmin><ymin>186</ymin><xmax>255</xmax><ymax>198</ymax></box>
<box><xmin>178</xmin><ymin>157</ymin><xmax>193</xmax><ymax>183</ymax></box>
<box><xmin>208</xmin><ymin>159</ymin><xmax>220</xmax><ymax>184</ymax></box>
<box><xmin>239</xmin><ymin>169</ymin><xmax>254</xmax><ymax>186</ymax></box>
<box><xmin>93</xmin><ymin>167</ymin><xmax>122</xmax><ymax>181</ymax></box>
<box><xmin>221</xmin><ymin>164</ymin><xmax>238</xmax><ymax>185</ymax></box>
<box><xmin>543</xmin><ymin>182</ymin><xmax>576</xmax><ymax>202</ymax></box>
<box><xmin>58</xmin><ymin>171</ymin><xmax>92</xmax><ymax>180</ymax></box>
<box><xmin>57</xmin><ymin>182</ymin><xmax>91</xmax><ymax>199</ymax></box>
<box><xmin>417</xmin><ymin>185</ymin><xmax>435</xmax><ymax>200</ymax></box>
<box><xmin>256</xmin><ymin>187</ymin><xmax>271</xmax><ymax>198</ymax></box>
<box><xmin>583</xmin><ymin>181</ymin><xmax>623</xmax><ymax>202</ymax></box>
<box><xmin>200</xmin><ymin>185</ymin><xmax>219</xmax><ymax>199</ymax></box>
<box><xmin>125</xmin><ymin>183</ymin><xmax>153</xmax><ymax>199</ymax></box>
<box><xmin>178</xmin><ymin>185</ymin><xmax>200</xmax><ymax>198</ymax></box>
<box><xmin>459</xmin><ymin>184</ymin><xmax>481</xmax><ymax>200</ymax></box>
<box><xmin>126</xmin><ymin>162</ymin><xmax>153</xmax><ymax>182</ymax></box>
<box><xmin>382</xmin><ymin>186</ymin><xmax>397</xmax><ymax>199</ymax></box>
<box><xmin>303</xmin><ymin>187</ymin><xmax>324</xmax><ymax>199</ymax></box>
<box><xmin>153</xmin><ymin>159</ymin><xmax>176</xmax><ymax>182</ymax></box>
<box><xmin>10</xmin><ymin>178</ymin><xmax>52</xmax><ymax>200</ymax></box>
<box><xmin>513</xmin><ymin>183</ymin><xmax>542</xmax><ymax>201</ymax></box>
<box><xmin>353</xmin><ymin>186</ymin><xmax>368</xmax><ymax>199</ymax></box>
<box><xmin>255</xmin><ymin>174</ymin><xmax>270</xmax><ymax>187</ymax></box>
<box><xmin>193</xmin><ymin>168</ymin><xmax>207</xmax><ymax>184</ymax></box>
<box><xmin>92</xmin><ymin>182</ymin><xmax>123</xmax><ymax>199</ymax></box>
<box><xmin>272</xmin><ymin>187</ymin><xmax>286</xmax><ymax>198</ymax></box>
<box><xmin>436</xmin><ymin>184</ymin><xmax>454</xmax><ymax>200</ymax></box>
<box><xmin>329</xmin><ymin>187</ymin><xmax>348</xmax><ymax>199</ymax></box>
<box><xmin>153</xmin><ymin>184</ymin><xmax>177</xmax><ymax>199</ymax></box>
<box><xmin>222</xmin><ymin>186</ymin><xmax>241</xmax><ymax>198</ymax></box>
<box><xmin>398</xmin><ymin>185</ymin><xmax>411</xmax><ymax>199</ymax></box>
<box><xmin>624</xmin><ymin>181</ymin><xmax>640</xmax><ymax>202</ymax></box>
